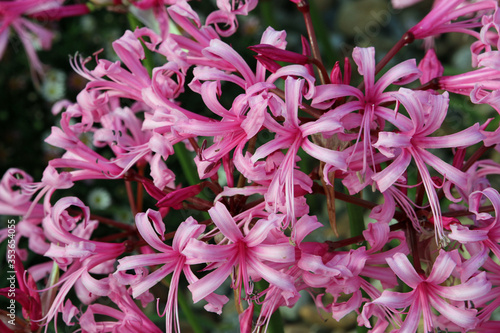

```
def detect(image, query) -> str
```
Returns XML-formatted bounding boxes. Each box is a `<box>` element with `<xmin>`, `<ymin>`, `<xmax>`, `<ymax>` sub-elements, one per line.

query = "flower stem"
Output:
<box><xmin>295</xmin><ymin>0</ymin><xmax>329</xmax><ymax>85</ymax></box>
<box><xmin>89</xmin><ymin>213</ymin><xmax>135</xmax><ymax>231</ymax></box>
<box><xmin>376</xmin><ymin>32</ymin><xmax>414</xmax><ymax>75</ymax></box>
<box><xmin>443</xmin><ymin>204</ymin><xmax>493</xmax><ymax>217</ymax></box>
<box><xmin>462</xmin><ymin>144</ymin><xmax>493</xmax><ymax>172</ymax></box>
<box><xmin>136</xmin><ymin>163</ymin><xmax>145</xmax><ymax>213</ymax></box>
<box><xmin>407</xmin><ymin>219</ymin><xmax>425</xmax><ymax>275</ymax></box>
<box><xmin>125</xmin><ymin>180</ymin><xmax>138</xmax><ymax>217</ymax></box>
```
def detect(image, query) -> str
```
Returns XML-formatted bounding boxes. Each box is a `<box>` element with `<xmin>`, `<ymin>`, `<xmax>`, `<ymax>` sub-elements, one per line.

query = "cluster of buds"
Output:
<box><xmin>2</xmin><ymin>0</ymin><xmax>500</xmax><ymax>332</ymax></box>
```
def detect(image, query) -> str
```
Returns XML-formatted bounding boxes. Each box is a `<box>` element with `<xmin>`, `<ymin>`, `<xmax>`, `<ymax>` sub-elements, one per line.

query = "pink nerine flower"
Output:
<box><xmin>79</xmin><ymin>275</ymin><xmax>162</xmax><ymax>333</ymax></box>
<box><xmin>373</xmin><ymin>88</ymin><xmax>484</xmax><ymax>242</ymax></box>
<box><xmin>116</xmin><ymin>210</ymin><xmax>228</xmax><ymax>333</ymax></box>
<box><xmin>312</xmin><ymin>46</ymin><xmax>421</xmax><ymax>181</ymax></box>
<box><xmin>365</xmin><ymin>250</ymin><xmax>491</xmax><ymax>332</ymax></box>
<box><xmin>182</xmin><ymin>202</ymin><xmax>297</xmax><ymax>305</ymax></box>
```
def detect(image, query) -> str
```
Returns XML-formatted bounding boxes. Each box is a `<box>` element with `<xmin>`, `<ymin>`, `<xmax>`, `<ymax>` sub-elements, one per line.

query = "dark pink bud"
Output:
<box><xmin>249</xmin><ymin>44</ymin><xmax>309</xmax><ymax>64</ymax></box>
<box><xmin>330</xmin><ymin>61</ymin><xmax>342</xmax><ymax>84</ymax></box>
<box><xmin>141</xmin><ymin>180</ymin><xmax>166</xmax><ymax>201</ymax></box>
<box><xmin>254</xmin><ymin>55</ymin><xmax>282</xmax><ymax>73</ymax></box>
<box><xmin>156</xmin><ymin>184</ymin><xmax>202</xmax><ymax>209</ymax></box>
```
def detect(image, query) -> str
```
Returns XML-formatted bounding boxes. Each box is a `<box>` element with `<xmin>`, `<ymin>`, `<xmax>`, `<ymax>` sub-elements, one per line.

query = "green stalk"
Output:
<box><xmin>177</xmin><ymin>289</ymin><xmax>204</xmax><ymax>333</ymax></box>
<box><xmin>174</xmin><ymin>143</ymin><xmax>200</xmax><ymax>187</ymax></box>
<box><xmin>266</xmin><ymin>308</ymin><xmax>284</xmax><ymax>333</ymax></box>
<box><xmin>345</xmin><ymin>190</ymin><xmax>365</xmax><ymax>249</ymax></box>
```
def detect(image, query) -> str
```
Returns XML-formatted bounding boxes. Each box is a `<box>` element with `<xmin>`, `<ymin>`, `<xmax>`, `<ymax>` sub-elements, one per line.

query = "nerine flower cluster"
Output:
<box><xmin>2</xmin><ymin>0</ymin><xmax>500</xmax><ymax>332</ymax></box>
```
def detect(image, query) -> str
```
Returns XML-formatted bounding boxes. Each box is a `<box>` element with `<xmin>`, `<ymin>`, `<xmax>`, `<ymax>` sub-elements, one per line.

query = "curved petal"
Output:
<box><xmin>386</xmin><ymin>252</ymin><xmax>422</xmax><ymax>288</ymax></box>
<box><xmin>130</xmin><ymin>262</ymin><xmax>177</xmax><ymax>298</ymax></box>
<box><xmin>417</xmin><ymin>147</ymin><xmax>468</xmax><ymax>189</ymax></box>
<box><xmin>208</xmin><ymin>202</ymin><xmax>243</xmax><ymax>242</ymax></box>
<box><xmin>352</xmin><ymin>47</ymin><xmax>375</xmax><ymax>99</ymax></box>
<box><xmin>416</xmin><ymin>123</ymin><xmax>485</xmax><ymax>149</ymax></box>
<box><xmin>428</xmin><ymin>293</ymin><xmax>479</xmax><ymax>330</ymax></box>
<box><xmin>182</xmin><ymin>239</ymin><xmax>234</xmax><ymax>264</ymax></box>
<box><xmin>433</xmin><ymin>271</ymin><xmax>491</xmax><ymax>301</ymax></box>
<box><xmin>202</xmin><ymin>39</ymin><xmax>255</xmax><ymax>84</ymax></box>
<box><xmin>301</xmin><ymin>139</ymin><xmax>348</xmax><ymax>170</ymax></box>
<box><xmin>172</xmin><ymin>217</ymin><xmax>205</xmax><ymax>252</ymax></box>
<box><xmin>247</xmin><ymin>255</ymin><xmax>296</xmax><ymax>293</ymax></box>
<box><xmin>135</xmin><ymin>210</ymin><xmax>170</xmax><ymax>253</ymax></box>
<box><xmin>448</xmin><ymin>224</ymin><xmax>489</xmax><ymax>243</ymax></box>
<box><xmin>426</xmin><ymin>249</ymin><xmax>459</xmax><ymax>284</ymax></box>
<box><xmin>372</xmin><ymin>149</ymin><xmax>412</xmax><ymax>192</ymax></box>
<box><xmin>249</xmin><ymin>243</ymin><xmax>295</xmax><ymax>263</ymax></box>
<box><xmin>117</xmin><ymin>253</ymin><xmax>176</xmax><ymax>271</ymax></box>
<box><xmin>188</xmin><ymin>260</ymin><xmax>235</xmax><ymax>303</ymax></box>
<box><xmin>371</xmin><ymin>289</ymin><xmax>416</xmax><ymax>309</ymax></box>
<box><xmin>374</xmin><ymin>59</ymin><xmax>421</xmax><ymax>95</ymax></box>
<box><xmin>312</xmin><ymin>84</ymin><xmax>364</xmax><ymax>106</ymax></box>
<box><xmin>244</xmin><ymin>218</ymin><xmax>279</xmax><ymax>247</ymax></box>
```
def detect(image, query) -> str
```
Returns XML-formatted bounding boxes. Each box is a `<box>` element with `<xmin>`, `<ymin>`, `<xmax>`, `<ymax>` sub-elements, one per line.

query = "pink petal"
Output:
<box><xmin>428</xmin><ymin>293</ymin><xmax>478</xmax><ymax>330</ymax></box>
<box><xmin>432</xmin><ymin>271</ymin><xmax>491</xmax><ymax>301</ymax></box>
<box><xmin>375</xmin><ymin>59</ymin><xmax>420</xmax><ymax>94</ymax></box>
<box><xmin>426</xmin><ymin>249</ymin><xmax>460</xmax><ymax>284</ymax></box>
<box><xmin>247</xmin><ymin>255</ymin><xmax>296</xmax><ymax>293</ymax></box>
<box><xmin>203</xmin><ymin>39</ymin><xmax>255</xmax><ymax>84</ymax></box>
<box><xmin>130</xmin><ymin>262</ymin><xmax>178</xmax><ymax>298</ymax></box>
<box><xmin>301</xmin><ymin>139</ymin><xmax>347</xmax><ymax>170</ymax></box>
<box><xmin>294</xmin><ymin>215</ymin><xmax>323</xmax><ymax>245</ymax></box>
<box><xmin>188</xmin><ymin>260</ymin><xmax>235</xmax><ymax>303</ymax></box>
<box><xmin>352</xmin><ymin>47</ymin><xmax>375</xmax><ymax>98</ymax></box>
<box><xmin>183</xmin><ymin>239</ymin><xmax>235</xmax><ymax>264</ymax></box>
<box><xmin>386</xmin><ymin>252</ymin><xmax>422</xmax><ymax>288</ymax></box>
<box><xmin>371</xmin><ymin>289</ymin><xmax>415</xmax><ymax>309</ymax></box>
<box><xmin>249</xmin><ymin>244</ymin><xmax>295</xmax><ymax>263</ymax></box>
<box><xmin>135</xmin><ymin>210</ymin><xmax>169</xmax><ymax>252</ymax></box>
<box><xmin>448</xmin><ymin>224</ymin><xmax>489</xmax><ymax>243</ymax></box>
<box><xmin>208</xmin><ymin>202</ymin><xmax>243</xmax><ymax>242</ymax></box>
<box><xmin>372</xmin><ymin>149</ymin><xmax>412</xmax><ymax>192</ymax></box>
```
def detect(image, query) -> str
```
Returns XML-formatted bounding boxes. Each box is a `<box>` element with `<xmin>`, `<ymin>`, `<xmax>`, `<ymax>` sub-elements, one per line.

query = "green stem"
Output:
<box><xmin>174</xmin><ymin>142</ymin><xmax>211</xmax><ymax>219</ymax></box>
<box><xmin>177</xmin><ymin>289</ymin><xmax>204</xmax><ymax>333</ymax></box>
<box><xmin>174</xmin><ymin>143</ymin><xmax>200</xmax><ymax>187</ymax></box>
<box><xmin>266</xmin><ymin>307</ymin><xmax>284</xmax><ymax>333</ymax></box>
<box><xmin>345</xmin><ymin>190</ymin><xmax>365</xmax><ymax>249</ymax></box>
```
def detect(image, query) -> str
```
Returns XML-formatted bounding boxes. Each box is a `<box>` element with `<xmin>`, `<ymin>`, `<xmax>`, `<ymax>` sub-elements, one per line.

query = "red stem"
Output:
<box><xmin>296</xmin><ymin>0</ymin><xmax>330</xmax><ymax>85</ymax></box>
